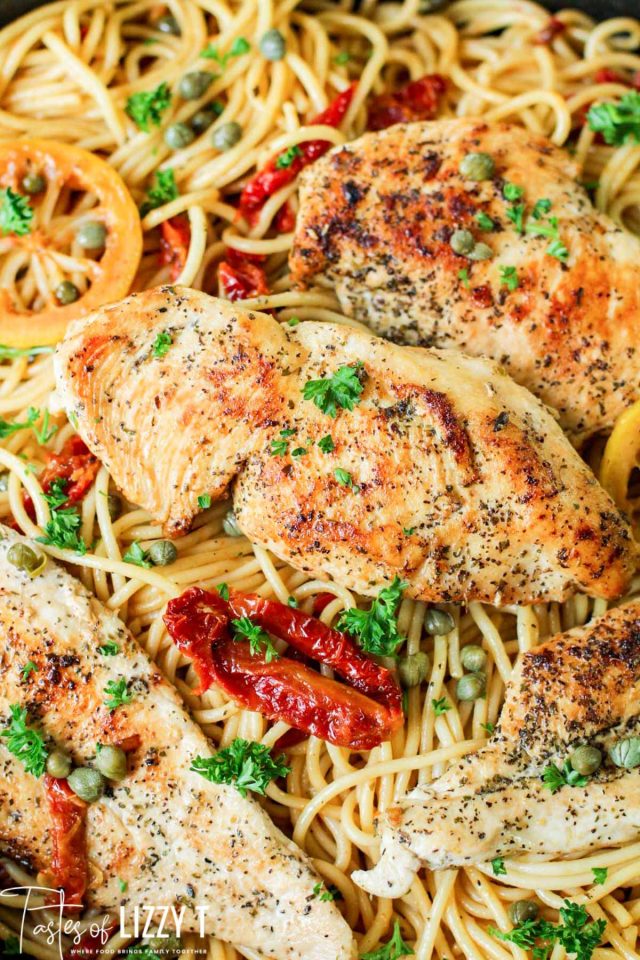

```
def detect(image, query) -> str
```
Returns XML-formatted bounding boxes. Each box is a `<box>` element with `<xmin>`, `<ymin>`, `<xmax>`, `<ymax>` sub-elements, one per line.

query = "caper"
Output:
<box><xmin>155</xmin><ymin>14</ymin><xmax>181</xmax><ymax>36</ymax></box>
<box><xmin>0</xmin><ymin>473</ymin><xmax>9</xmax><ymax>492</ymax></box>
<box><xmin>149</xmin><ymin>539</ymin><xmax>177</xmax><ymax>566</ymax></box>
<box><xmin>46</xmin><ymin>749</ymin><xmax>72</xmax><ymax>779</ymax></box>
<box><xmin>107</xmin><ymin>493</ymin><xmax>122</xmax><ymax>522</ymax></box>
<box><xmin>459</xmin><ymin>152</ymin><xmax>495</xmax><ymax>181</ymax></box>
<box><xmin>212</xmin><ymin>121</ymin><xmax>242</xmax><ymax>152</ymax></box>
<box><xmin>609</xmin><ymin>736</ymin><xmax>640</xmax><ymax>769</ymax></box>
<box><xmin>450</xmin><ymin>229</ymin><xmax>475</xmax><ymax>255</ymax></box>
<box><xmin>95</xmin><ymin>744</ymin><xmax>127</xmax><ymax>781</ymax></box>
<box><xmin>67</xmin><ymin>767</ymin><xmax>105</xmax><ymax>803</ymax></box>
<box><xmin>460</xmin><ymin>644</ymin><xmax>487</xmax><ymax>673</ymax></box>
<box><xmin>456</xmin><ymin>672</ymin><xmax>486</xmax><ymax>702</ymax></box>
<box><xmin>424</xmin><ymin>608</ymin><xmax>454</xmax><ymax>636</ymax></box>
<box><xmin>55</xmin><ymin>280</ymin><xmax>80</xmax><ymax>305</ymax></box>
<box><xmin>468</xmin><ymin>242</ymin><xmax>494</xmax><ymax>261</ymax></box>
<box><xmin>569</xmin><ymin>744</ymin><xmax>602</xmax><ymax>776</ymax></box>
<box><xmin>75</xmin><ymin>220</ymin><xmax>106</xmax><ymax>250</ymax></box>
<box><xmin>178</xmin><ymin>71</ymin><xmax>213</xmax><ymax>100</ymax></box>
<box><xmin>7</xmin><ymin>542</ymin><xmax>42</xmax><ymax>573</ymax></box>
<box><xmin>145</xmin><ymin>935</ymin><xmax>183</xmax><ymax>958</ymax></box>
<box><xmin>260</xmin><ymin>28</ymin><xmax>286</xmax><ymax>62</ymax></box>
<box><xmin>223</xmin><ymin>510</ymin><xmax>243</xmax><ymax>537</ymax></box>
<box><xmin>191</xmin><ymin>104</ymin><xmax>222</xmax><ymax>134</ymax></box>
<box><xmin>398</xmin><ymin>651</ymin><xmax>430</xmax><ymax>689</ymax></box>
<box><xmin>508</xmin><ymin>900</ymin><xmax>539</xmax><ymax>925</ymax></box>
<box><xmin>164</xmin><ymin>122</ymin><xmax>195</xmax><ymax>150</ymax></box>
<box><xmin>21</xmin><ymin>172</ymin><xmax>45</xmax><ymax>194</ymax></box>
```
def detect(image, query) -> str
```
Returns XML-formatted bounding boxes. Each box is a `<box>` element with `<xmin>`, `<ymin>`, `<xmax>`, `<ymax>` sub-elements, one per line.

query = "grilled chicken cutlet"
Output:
<box><xmin>53</xmin><ymin>286</ymin><xmax>634</xmax><ymax>605</ymax></box>
<box><xmin>354</xmin><ymin>602</ymin><xmax>640</xmax><ymax>898</ymax></box>
<box><xmin>290</xmin><ymin>119</ymin><xmax>640</xmax><ymax>443</ymax></box>
<box><xmin>0</xmin><ymin>527</ymin><xmax>354</xmax><ymax>960</ymax></box>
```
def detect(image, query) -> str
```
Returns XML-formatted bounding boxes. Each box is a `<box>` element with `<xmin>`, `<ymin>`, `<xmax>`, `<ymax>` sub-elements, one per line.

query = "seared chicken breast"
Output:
<box><xmin>0</xmin><ymin>526</ymin><xmax>354</xmax><ymax>960</ymax></box>
<box><xmin>354</xmin><ymin>602</ymin><xmax>640</xmax><ymax>898</ymax></box>
<box><xmin>53</xmin><ymin>286</ymin><xmax>634</xmax><ymax>605</ymax></box>
<box><xmin>290</xmin><ymin>119</ymin><xmax>640</xmax><ymax>444</ymax></box>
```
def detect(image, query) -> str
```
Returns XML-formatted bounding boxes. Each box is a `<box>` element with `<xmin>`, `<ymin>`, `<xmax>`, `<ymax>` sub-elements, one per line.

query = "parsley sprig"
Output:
<box><xmin>37</xmin><ymin>479</ymin><xmax>87</xmax><ymax>554</ymax></box>
<box><xmin>303</xmin><ymin>363</ymin><xmax>365</xmax><ymax>417</ymax></box>
<box><xmin>125</xmin><ymin>82</ymin><xmax>172</xmax><ymax>132</ymax></box>
<box><xmin>231</xmin><ymin>616</ymin><xmax>279</xmax><ymax>662</ymax></box>
<box><xmin>200</xmin><ymin>36</ymin><xmax>250</xmax><ymax>67</ymax></box>
<box><xmin>276</xmin><ymin>145</ymin><xmax>302</xmax><ymax>169</ymax></box>
<box><xmin>361</xmin><ymin>921</ymin><xmax>414</xmax><ymax>959</ymax></box>
<box><xmin>542</xmin><ymin>759</ymin><xmax>589</xmax><ymax>793</ymax></box>
<box><xmin>0</xmin><ymin>188</ymin><xmax>33</xmax><ymax>236</ymax></box>
<box><xmin>191</xmin><ymin>738</ymin><xmax>290</xmax><ymax>797</ymax></box>
<box><xmin>431</xmin><ymin>697</ymin><xmax>450</xmax><ymax>716</ymax></box>
<box><xmin>1</xmin><ymin>704</ymin><xmax>48</xmax><ymax>777</ymax></box>
<box><xmin>103</xmin><ymin>677</ymin><xmax>133</xmax><ymax>710</ymax></box>
<box><xmin>152</xmin><ymin>330</ymin><xmax>173</xmax><ymax>358</ymax></box>
<box><xmin>123</xmin><ymin>541</ymin><xmax>152</xmax><ymax>568</ymax></box>
<box><xmin>140</xmin><ymin>168</ymin><xmax>179</xmax><ymax>216</ymax></box>
<box><xmin>491</xmin><ymin>857</ymin><xmax>507</xmax><ymax>876</ymax></box>
<box><xmin>587</xmin><ymin>91</ymin><xmax>640</xmax><ymax>145</ymax></box>
<box><xmin>337</xmin><ymin>576</ymin><xmax>406</xmax><ymax>657</ymax></box>
<box><xmin>491</xmin><ymin>899</ymin><xmax>606</xmax><ymax>960</ymax></box>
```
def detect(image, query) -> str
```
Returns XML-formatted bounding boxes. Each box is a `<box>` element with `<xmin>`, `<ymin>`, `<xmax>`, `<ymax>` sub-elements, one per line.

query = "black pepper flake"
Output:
<box><xmin>493</xmin><ymin>411</ymin><xmax>509</xmax><ymax>432</ymax></box>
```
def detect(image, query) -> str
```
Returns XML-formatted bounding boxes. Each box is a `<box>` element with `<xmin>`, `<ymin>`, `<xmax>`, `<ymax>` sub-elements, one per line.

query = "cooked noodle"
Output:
<box><xmin>1</xmin><ymin>1</ymin><xmax>640</xmax><ymax>958</ymax></box>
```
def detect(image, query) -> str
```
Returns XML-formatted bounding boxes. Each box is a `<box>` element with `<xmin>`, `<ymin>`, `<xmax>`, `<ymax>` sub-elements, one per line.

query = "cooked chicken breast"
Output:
<box><xmin>0</xmin><ymin>526</ymin><xmax>354</xmax><ymax>960</ymax></box>
<box><xmin>354</xmin><ymin>602</ymin><xmax>640</xmax><ymax>898</ymax></box>
<box><xmin>52</xmin><ymin>286</ymin><xmax>634</xmax><ymax>605</ymax></box>
<box><xmin>290</xmin><ymin>119</ymin><xmax>640</xmax><ymax>444</ymax></box>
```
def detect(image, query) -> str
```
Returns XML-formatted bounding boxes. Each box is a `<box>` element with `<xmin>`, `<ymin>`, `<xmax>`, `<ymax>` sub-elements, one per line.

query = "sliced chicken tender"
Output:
<box><xmin>53</xmin><ymin>286</ymin><xmax>634</xmax><ymax>605</ymax></box>
<box><xmin>290</xmin><ymin>119</ymin><xmax>640</xmax><ymax>444</ymax></box>
<box><xmin>354</xmin><ymin>602</ymin><xmax>640</xmax><ymax>897</ymax></box>
<box><xmin>0</xmin><ymin>526</ymin><xmax>354</xmax><ymax>960</ymax></box>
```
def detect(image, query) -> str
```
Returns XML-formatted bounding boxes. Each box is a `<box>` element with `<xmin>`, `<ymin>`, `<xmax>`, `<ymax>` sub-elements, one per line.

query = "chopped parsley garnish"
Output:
<box><xmin>0</xmin><ymin>188</ymin><xmax>33</xmax><ymax>236</ymax></box>
<box><xmin>490</xmin><ymin>899</ymin><xmax>606</xmax><ymax>960</ymax></box>
<box><xmin>271</xmin><ymin>438</ymin><xmax>289</xmax><ymax>456</ymax></box>
<box><xmin>592</xmin><ymin>867</ymin><xmax>608</xmax><ymax>885</ymax></box>
<box><xmin>499</xmin><ymin>266</ymin><xmax>519</xmax><ymax>291</ymax></box>
<box><xmin>587</xmin><ymin>91</ymin><xmax>640</xmax><ymax>145</ymax></box>
<box><xmin>37</xmin><ymin>486</ymin><xmax>86</xmax><ymax>554</ymax></box>
<box><xmin>503</xmin><ymin>182</ymin><xmax>524</xmax><ymax>201</ymax></box>
<box><xmin>291</xmin><ymin>446</ymin><xmax>307</xmax><ymax>458</ymax></box>
<box><xmin>337</xmin><ymin>576</ymin><xmax>406</xmax><ymax>657</ymax></box>
<box><xmin>125</xmin><ymin>82</ymin><xmax>172</xmax><ymax>132</ymax></box>
<box><xmin>542</xmin><ymin>759</ymin><xmax>589</xmax><ymax>793</ymax></box>
<box><xmin>302</xmin><ymin>363</ymin><xmax>364</xmax><ymax>417</ymax></box>
<box><xmin>1</xmin><ymin>704</ymin><xmax>48</xmax><ymax>777</ymax></box>
<box><xmin>458</xmin><ymin>267</ymin><xmax>470</xmax><ymax>288</ymax></box>
<box><xmin>531</xmin><ymin>198</ymin><xmax>552</xmax><ymax>219</ymax></box>
<box><xmin>361</xmin><ymin>920</ymin><xmax>414</xmax><ymax>959</ymax></box>
<box><xmin>334</xmin><ymin>51</ymin><xmax>351</xmax><ymax>65</ymax></box>
<box><xmin>2</xmin><ymin>936</ymin><xmax>21</xmax><ymax>955</ymax></box>
<box><xmin>334</xmin><ymin>467</ymin><xmax>358</xmax><ymax>490</ymax></box>
<box><xmin>33</xmin><ymin>409</ymin><xmax>58</xmax><ymax>444</ymax></box>
<box><xmin>98</xmin><ymin>641</ymin><xmax>120</xmax><ymax>656</ymax></box>
<box><xmin>118</xmin><ymin>878</ymin><xmax>128</xmax><ymax>893</ymax></box>
<box><xmin>103</xmin><ymin>678</ymin><xmax>133</xmax><ymax>710</ymax></box>
<box><xmin>201</xmin><ymin>36</ymin><xmax>250</xmax><ymax>66</ymax></box>
<box><xmin>287</xmin><ymin>316</ymin><xmax>300</xmax><ymax>326</ymax></box>
<box><xmin>198</xmin><ymin>493</ymin><xmax>212</xmax><ymax>509</ymax></box>
<box><xmin>491</xmin><ymin>857</ymin><xmax>507</xmax><ymax>876</ymax></box>
<box><xmin>217</xmin><ymin>582</ymin><xmax>229</xmax><ymax>601</ymax></box>
<box><xmin>123</xmin><ymin>541</ymin><xmax>152</xmax><ymax>568</ymax></box>
<box><xmin>431</xmin><ymin>696</ymin><xmax>451</xmax><ymax>716</ymax></box>
<box><xmin>191</xmin><ymin>738</ymin><xmax>290</xmax><ymax>797</ymax></box>
<box><xmin>476</xmin><ymin>211</ymin><xmax>495</xmax><ymax>231</ymax></box>
<box><xmin>287</xmin><ymin>596</ymin><xmax>298</xmax><ymax>608</ymax></box>
<box><xmin>318</xmin><ymin>434</ymin><xmax>335</xmax><ymax>453</ymax></box>
<box><xmin>0</xmin><ymin>407</ymin><xmax>39</xmax><ymax>438</ymax></box>
<box><xmin>547</xmin><ymin>238</ymin><xmax>569</xmax><ymax>262</ymax></box>
<box><xmin>506</xmin><ymin>202</ymin><xmax>525</xmax><ymax>234</ymax></box>
<box><xmin>152</xmin><ymin>330</ymin><xmax>173</xmax><ymax>357</ymax></box>
<box><xmin>20</xmin><ymin>661</ymin><xmax>38</xmax><ymax>681</ymax></box>
<box><xmin>140</xmin><ymin>168</ymin><xmax>179</xmax><ymax>216</ymax></box>
<box><xmin>481</xmin><ymin>721</ymin><xmax>495</xmax><ymax>734</ymax></box>
<box><xmin>231</xmin><ymin>616</ymin><xmax>279</xmax><ymax>662</ymax></box>
<box><xmin>403</xmin><ymin>526</ymin><xmax>416</xmax><ymax>536</ymax></box>
<box><xmin>313</xmin><ymin>882</ymin><xmax>342</xmax><ymax>901</ymax></box>
<box><xmin>0</xmin><ymin>344</ymin><xmax>53</xmax><ymax>360</ymax></box>
<box><xmin>526</xmin><ymin>215</ymin><xmax>559</xmax><ymax>240</ymax></box>
<box><xmin>276</xmin><ymin>145</ymin><xmax>303</xmax><ymax>169</ymax></box>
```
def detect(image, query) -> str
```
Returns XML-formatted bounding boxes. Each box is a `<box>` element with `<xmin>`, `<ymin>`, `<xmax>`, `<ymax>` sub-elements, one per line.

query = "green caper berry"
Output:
<box><xmin>609</xmin><ymin>736</ymin><xmax>640</xmax><ymax>769</ymax></box>
<box><xmin>450</xmin><ymin>229</ymin><xmax>475</xmax><ymax>255</ymax></box>
<box><xmin>21</xmin><ymin>172</ymin><xmax>45</xmax><ymax>194</ymax></box>
<box><xmin>460</xmin><ymin>644</ymin><xmax>487</xmax><ymax>673</ymax></box>
<box><xmin>508</xmin><ymin>900</ymin><xmax>539</xmax><ymax>925</ymax></box>
<box><xmin>456</xmin><ymin>672</ymin><xmax>486</xmax><ymax>702</ymax></box>
<box><xmin>223</xmin><ymin>510</ymin><xmax>243</xmax><ymax>537</ymax></box>
<box><xmin>398</xmin><ymin>651</ymin><xmax>430</xmax><ymax>689</ymax></box>
<box><xmin>46</xmin><ymin>749</ymin><xmax>72</xmax><ymax>779</ymax></box>
<box><xmin>0</xmin><ymin>472</ymin><xmax>8</xmax><ymax>491</ymax></box>
<box><xmin>212</xmin><ymin>121</ymin><xmax>242</xmax><ymax>152</ymax></box>
<box><xmin>424</xmin><ymin>608</ymin><xmax>454</xmax><ymax>636</ymax></box>
<box><xmin>569</xmin><ymin>744</ymin><xmax>602</xmax><ymax>776</ymax></box>
<box><xmin>7</xmin><ymin>543</ymin><xmax>41</xmax><ymax>573</ymax></box>
<box><xmin>191</xmin><ymin>105</ymin><xmax>220</xmax><ymax>134</ymax></box>
<box><xmin>67</xmin><ymin>767</ymin><xmax>105</xmax><ymax>803</ymax></box>
<box><xmin>95</xmin><ymin>745</ymin><xmax>127</xmax><ymax>781</ymax></box>
<box><xmin>164</xmin><ymin>122</ymin><xmax>195</xmax><ymax>150</ymax></box>
<box><xmin>75</xmin><ymin>220</ymin><xmax>106</xmax><ymax>250</ymax></box>
<box><xmin>107</xmin><ymin>493</ymin><xmax>122</xmax><ymax>522</ymax></box>
<box><xmin>468</xmin><ymin>242</ymin><xmax>494</xmax><ymax>261</ymax></box>
<box><xmin>260</xmin><ymin>28</ymin><xmax>286</xmax><ymax>62</ymax></box>
<box><xmin>459</xmin><ymin>152</ymin><xmax>495</xmax><ymax>181</ymax></box>
<box><xmin>155</xmin><ymin>14</ymin><xmax>181</xmax><ymax>35</ymax></box>
<box><xmin>178</xmin><ymin>71</ymin><xmax>213</xmax><ymax>100</ymax></box>
<box><xmin>145</xmin><ymin>936</ymin><xmax>183</xmax><ymax>958</ymax></box>
<box><xmin>148</xmin><ymin>539</ymin><xmax>177</xmax><ymax>566</ymax></box>
<box><xmin>55</xmin><ymin>280</ymin><xmax>80</xmax><ymax>305</ymax></box>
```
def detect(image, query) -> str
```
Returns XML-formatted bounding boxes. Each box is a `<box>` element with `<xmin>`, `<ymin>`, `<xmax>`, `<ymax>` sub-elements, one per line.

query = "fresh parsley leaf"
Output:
<box><xmin>0</xmin><ymin>188</ymin><xmax>33</xmax><ymax>236</ymax></box>
<box><xmin>0</xmin><ymin>407</ymin><xmax>39</xmax><ymax>438</ymax></box>
<box><xmin>458</xmin><ymin>267</ymin><xmax>470</xmax><ymax>288</ymax></box>
<box><xmin>334</xmin><ymin>467</ymin><xmax>356</xmax><ymax>488</ymax></box>
<box><xmin>287</xmin><ymin>595</ymin><xmax>298</xmax><ymax>607</ymax></box>
<box><xmin>491</xmin><ymin>857</ymin><xmax>507</xmax><ymax>876</ymax></box>
<box><xmin>231</xmin><ymin>616</ymin><xmax>279</xmax><ymax>662</ymax></box>
<box><xmin>318</xmin><ymin>434</ymin><xmax>335</xmax><ymax>453</ymax></box>
<box><xmin>542</xmin><ymin>759</ymin><xmax>589</xmax><ymax>794</ymax></box>
<box><xmin>191</xmin><ymin>738</ymin><xmax>290</xmax><ymax>797</ymax></box>
<box><xmin>0</xmin><ymin>344</ymin><xmax>54</xmax><ymax>360</ymax></box>
<box><xmin>123</xmin><ymin>541</ymin><xmax>152</xmax><ymax>568</ymax></box>
<box><xmin>43</xmin><ymin>477</ymin><xmax>68</xmax><ymax>509</ymax></box>
<box><xmin>481</xmin><ymin>721</ymin><xmax>495</xmax><ymax>734</ymax></box>
<box><xmin>125</xmin><ymin>82</ymin><xmax>172</xmax><ymax>131</ymax></box>
<box><xmin>547</xmin><ymin>239</ymin><xmax>569</xmax><ymax>262</ymax></box>
<box><xmin>140</xmin><ymin>168</ymin><xmax>179</xmax><ymax>216</ymax></box>
<box><xmin>276</xmin><ymin>145</ymin><xmax>302</xmax><ymax>169</ymax></box>
<box><xmin>1</xmin><ymin>704</ymin><xmax>48</xmax><ymax>777</ymax></box>
<box><xmin>476</xmin><ymin>211</ymin><xmax>495</xmax><ymax>231</ymax></box>
<box><xmin>361</xmin><ymin>920</ymin><xmax>414</xmax><ymax>959</ymax></box>
<box><xmin>103</xmin><ymin>678</ymin><xmax>133</xmax><ymax>710</ymax></box>
<box><xmin>526</xmin><ymin>216</ymin><xmax>559</xmax><ymax>239</ymax></box>
<box><xmin>531</xmin><ymin>198</ymin><xmax>552</xmax><ymax>219</ymax></box>
<box><xmin>587</xmin><ymin>91</ymin><xmax>640</xmax><ymax>145</ymax></box>
<box><xmin>201</xmin><ymin>37</ymin><xmax>250</xmax><ymax>66</ymax></box>
<box><xmin>291</xmin><ymin>446</ymin><xmax>307</xmax><ymax>458</ymax></box>
<box><xmin>431</xmin><ymin>696</ymin><xmax>450</xmax><ymax>716</ymax></box>
<box><xmin>491</xmin><ymin>899</ymin><xmax>606</xmax><ymax>960</ymax></box>
<box><xmin>403</xmin><ymin>526</ymin><xmax>416</xmax><ymax>536</ymax></box>
<box><xmin>592</xmin><ymin>867</ymin><xmax>608</xmax><ymax>885</ymax></box>
<box><xmin>37</xmin><ymin>499</ymin><xmax>86</xmax><ymax>554</ymax></box>
<box><xmin>118</xmin><ymin>878</ymin><xmax>128</xmax><ymax>893</ymax></box>
<box><xmin>98</xmin><ymin>641</ymin><xmax>120</xmax><ymax>656</ymax></box>
<box><xmin>21</xmin><ymin>661</ymin><xmax>38</xmax><ymax>681</ymax></box>
<box><xmin>506</xmin><ymin>203</ymin><xmax>525</xmax><ymax>234</ymax></box>
<box><xmin>334</xmin><ymin>51</ymin><xmax>351</xmax><ymax>65</ymax></box>
<box><xmin>217</xmin><ymin>582</ymin><xmax>229</xmax><ymax>601</ymax></box>
<box><xmin>503</xmin><ymin>182</ymin><xmax>524</xmax><ymax>201</ymax></box>
<box><xmin>152</xmin><ymin>330</ymin><xmax>172</xmax><ymax>357</ymax></box>
<box><xmin>271</xmin><ymin>438</ymin><xmax>289</xmax><ymax>456</ymax></box>
<box><xmin>337</xmin><ymin>576</ymin><xmax>406</xmax><ymax>657</ymax></box>
<box><xmin>499</xmin><ymin>266</ymin><xmax>519</xmax><ymax>291</ymax></box>
<box><xmin>198</xmin><ymin>493</ymin><xmax>212</xmax><ymax>509</ymax></box>
<box><xmin>302</xmin><ymin>363</ymin><xmax>364</xmax><ymax>417</ymax></box>
<box><xmin>287</xmin><ymin>316</ymin><xmax>300</xmax><ymax>326</ymax></box>
<box><xmin>32</xmin><ymin>409</ymin><xmax>58</xmax><ymax>444</ymax></box>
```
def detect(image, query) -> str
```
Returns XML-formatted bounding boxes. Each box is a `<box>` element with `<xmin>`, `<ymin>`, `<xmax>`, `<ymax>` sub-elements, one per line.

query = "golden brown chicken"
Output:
<box><xmin>290</xmin><ymin>119</ymin><xmax>640</xmax><ymax>444</ymax></box>
<box><xmin>53</xmin><ymin>286</ymin><xmax>634</xmax><ymax>605</ymax></box>
<box><xmin>354</xmin><ymin>601</ymin><xmax>640</xmax><ymax>898</ymax></box>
